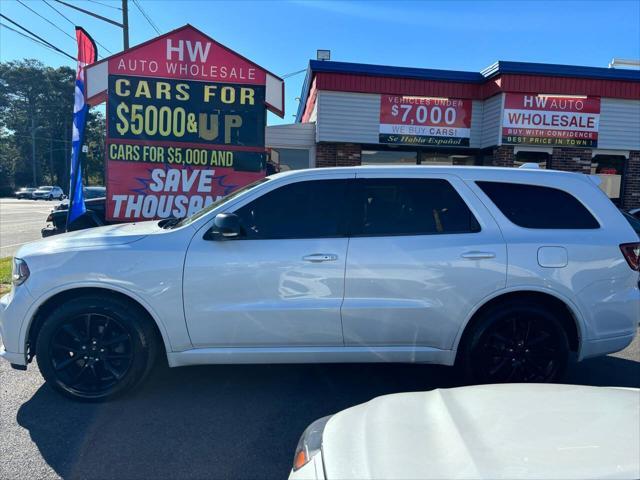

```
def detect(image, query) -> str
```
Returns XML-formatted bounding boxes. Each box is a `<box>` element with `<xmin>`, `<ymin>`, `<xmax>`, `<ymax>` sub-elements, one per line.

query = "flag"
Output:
<box><xmin>67</xmin><ymin>27</ymin><xmax>97</xmax><ymax>228</ymax></box>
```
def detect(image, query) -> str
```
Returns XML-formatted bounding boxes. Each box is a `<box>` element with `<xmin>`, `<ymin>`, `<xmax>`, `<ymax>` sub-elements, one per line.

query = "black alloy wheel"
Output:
<box><xmin>48</xmin><ymin>313</ymin><xmax>134</xmax><ymax>396</ymax></box>
<box><xmin>36</xmin><ymin>295</ymin><xmax>157</xmax><ymax>401</ymax></box>
<box><xmin>464</xmin><ymin>303</ymin><xmax>569</xmax><ymax>384</ymax></box>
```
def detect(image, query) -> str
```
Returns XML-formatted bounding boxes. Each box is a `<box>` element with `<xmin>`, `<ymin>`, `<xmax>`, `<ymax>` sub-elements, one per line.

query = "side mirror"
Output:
<box><xmin>205</xmin><ymin>213</ymin><xmax>242</xmax><ymax>240</ymax></box>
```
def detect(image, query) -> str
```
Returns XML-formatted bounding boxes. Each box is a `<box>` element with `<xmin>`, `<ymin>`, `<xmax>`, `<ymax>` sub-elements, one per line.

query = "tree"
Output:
<box><xmin>0</xmin><ymin>59</ymin><xmax>106</xmax><ymax>194</ymax></box>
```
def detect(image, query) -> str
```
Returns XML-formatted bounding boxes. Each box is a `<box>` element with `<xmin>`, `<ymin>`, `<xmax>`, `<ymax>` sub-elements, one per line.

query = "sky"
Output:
<box><xmin>1</xmin><ymin>0</ymin><xmax>639</xmax><ymax>125</ymax></box>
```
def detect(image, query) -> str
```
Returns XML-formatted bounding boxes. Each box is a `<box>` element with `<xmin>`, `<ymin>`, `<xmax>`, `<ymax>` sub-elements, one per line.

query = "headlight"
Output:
<box><xmin>12</xmin><ymin>258</ymin><xmax>30</xmax><ymax>286</ymax></box>
<box><xmin>292</xmin><ymin>415</ymin><xmax>332</xmax><ymax>471</ymax></box>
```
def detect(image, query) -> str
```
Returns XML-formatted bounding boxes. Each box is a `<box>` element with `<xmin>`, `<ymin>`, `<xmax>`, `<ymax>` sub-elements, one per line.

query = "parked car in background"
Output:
<box><xmin>1</xmin><ymin>166</ymin><xmax>638</xmax><ymax>401</ymax></box>
<box><xmin>42</xmin><ymin>193</ymin><xmax>107</xmax><ymax>237</ymax></box>
<box><xmin>630</xmin><ymin>208</ymin><xmax>640</xmax><ymax>220</ymax></box>
<box><xmin>14</xmin><ymin>187</ymin><xmax>36</xmax><ymax>199</ymax></box>
<box><xmin>32</xmin><ymin>185</ymin><xmax>64</xmax><ymax>201</ymax></box>
<box><xmin>289</xmin><ymin>384</ymin><xmax>640</xmax><ymax>479</ymax></box>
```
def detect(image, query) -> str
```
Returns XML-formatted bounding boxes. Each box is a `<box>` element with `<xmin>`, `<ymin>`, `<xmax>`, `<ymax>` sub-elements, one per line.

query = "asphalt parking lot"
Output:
<box><xmin>0</xmin><ymin>198</ymin><xmax>58</xmax><ymax>258</ymax></box>
<box><xmin>1</xmin><ymin>332</ymin><xmax>638</xmax><ymax>480</ymax></box>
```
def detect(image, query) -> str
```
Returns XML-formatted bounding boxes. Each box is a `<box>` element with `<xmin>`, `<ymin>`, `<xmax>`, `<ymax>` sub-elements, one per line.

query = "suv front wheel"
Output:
<box><xmin>36</xmin><ymin>295</ymin><xmax>158</xmax><ymax>401</ymax></box>
<box><xmin>461</xmin><ymin>302</ymin><xmax>570</xmax><ymax>384</ymax></box>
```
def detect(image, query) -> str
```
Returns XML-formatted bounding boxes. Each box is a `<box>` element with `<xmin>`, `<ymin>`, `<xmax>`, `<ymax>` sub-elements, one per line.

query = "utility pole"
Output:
<box><xmin>30</xmin><ymin>116</ymin><xmax>37</xmax><ymax>187</ymax></box>
<box><xmin>49</xmin><ymin>137</ymin><xmax>55</xmax><ymax>184</ymax></box>
<box><xmin>65</xmin><ymin>117</ymin><xmax>70</xmax><ymax>192</ymax></box>
<box><xmin>122</xmin><ymin>0</ymin><xmax>129</xmax><ymax>50</ymax></box>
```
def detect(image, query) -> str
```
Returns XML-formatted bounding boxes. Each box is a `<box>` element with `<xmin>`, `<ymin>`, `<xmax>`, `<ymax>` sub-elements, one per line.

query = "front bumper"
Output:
<box><xmin>0</xmin><ymin>287</ymin><xmax>33</xmax><ymax>368</ymax></box>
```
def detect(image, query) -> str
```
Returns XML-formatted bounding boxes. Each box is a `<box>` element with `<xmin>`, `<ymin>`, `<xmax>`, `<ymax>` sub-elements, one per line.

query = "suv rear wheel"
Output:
<box><xmin>36</xmin><ymin>295</ymin><xmax>158</xmax><ymax>401</ymax></box>
<box><xmin>461</xmin><ymin>302</ymin><xmax>570</xmax><ymax>384</ymax></box>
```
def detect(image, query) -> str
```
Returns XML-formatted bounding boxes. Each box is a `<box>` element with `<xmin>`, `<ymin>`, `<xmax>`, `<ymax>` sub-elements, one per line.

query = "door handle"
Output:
<box><xmin>461</xmin><ymin>251</ymin><xmax>496</xmax><ymax>260</ymax></box>
<box><xmin>303</xmin><ymin>253</ymin><xmax>338</xmax><ymax>263</ymax></box>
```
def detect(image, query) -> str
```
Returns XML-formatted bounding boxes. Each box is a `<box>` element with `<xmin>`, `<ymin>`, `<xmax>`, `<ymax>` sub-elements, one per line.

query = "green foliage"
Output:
<box><xmin>0</xmin><ymin>59</ymin><xmax>106</xmax><ymax>194</ymax></box>
<box><xmin>0</xmin><ymin>257</ymin><xmax>11</xmax><ymax>294</ymax></box>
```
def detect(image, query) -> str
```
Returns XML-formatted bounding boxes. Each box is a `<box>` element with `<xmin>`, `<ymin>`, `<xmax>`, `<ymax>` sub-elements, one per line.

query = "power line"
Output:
<box><xmin>86</xmin><ymin>0</ymin><xmax>122</xmax><ymax>10</ymax></box>
<box><xmin>1</xmin><ymin>22</ymin><xmax>51</xmax><ymax>48</ymax></box>
<box><xmin>53</xmin><ymin>0</ymin><xmax>122</xmax><ymax>27</ymax></box>
<box><xmin>42</xmin><ymin>0</ymin><xmax>114</xmax><ymax>55</ymax></box>
<box><xmin>17</xmin><ymin>0</ymin><xmax>75</xmax><ymax>42</ymax></box>
<box><xmin>132</xmin><ymin>0</ymin><xmax>160</xmax><ymax>34</ymax></box>
<box><xmin>42</xmin><ymin>0</ymin><xmax>75</xmax><ymax>26</ymax></box>
<box><xmin>281</xmin><ymin>68</ymin><xmax>307</xmax><ymax>79</ymax></box>
<box><xmin>0</xmin><ymin>14</ymin><xmax>76</xmax><ymax>61</ymax></box>
<box><xmin>0</xmin><ymin>22</ymin><xmax>71</xmax><ymax>61</ymax></box>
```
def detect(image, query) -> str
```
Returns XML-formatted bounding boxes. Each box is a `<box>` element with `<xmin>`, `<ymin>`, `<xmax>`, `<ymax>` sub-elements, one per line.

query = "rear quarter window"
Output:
<box><xmin>477</xmin><ymin>181</ymin><xmax>600</xmax><ymax>229</ymax></box>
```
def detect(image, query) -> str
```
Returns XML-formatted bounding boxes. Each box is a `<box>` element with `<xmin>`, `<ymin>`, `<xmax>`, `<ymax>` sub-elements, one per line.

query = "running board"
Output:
<box><xmin>167</xmin><ymin>345</ymin><xmax>455</xmax><ymax>368</ymax></box>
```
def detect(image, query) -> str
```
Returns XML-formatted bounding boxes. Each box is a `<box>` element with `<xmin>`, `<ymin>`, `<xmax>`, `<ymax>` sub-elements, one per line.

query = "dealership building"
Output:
<box><xmin>266</xmin><ymin>60</ymin><xmax>640</xmax><ymax>209</ymax></box>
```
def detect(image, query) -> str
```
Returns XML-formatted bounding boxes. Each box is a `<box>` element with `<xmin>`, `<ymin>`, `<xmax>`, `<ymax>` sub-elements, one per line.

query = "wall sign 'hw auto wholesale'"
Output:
<box><xmin>84</xmin><ymin>25</ymin><xmax>284</xmax><ymax>222</ymax></box>
<box><xmin>502</xmin><ymin>93</ymin><xmax>600</xmax><ymax>148</ymax></box>
<box><xmin>379</xmin><ymin>95</ymin><xmax>472</xmax><ymax>147</ymax></box>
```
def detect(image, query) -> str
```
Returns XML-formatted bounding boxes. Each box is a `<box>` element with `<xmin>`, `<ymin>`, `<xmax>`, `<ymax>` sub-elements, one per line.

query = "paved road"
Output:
<box><xmin>1</xmin><ymin>331</ymin><xmax>638</xmax><ymax>480</ymax></box>
<box><xmin>0</xmin><ymin>199</ymin><xmax>58</xmax><ymax>258</ymax></box>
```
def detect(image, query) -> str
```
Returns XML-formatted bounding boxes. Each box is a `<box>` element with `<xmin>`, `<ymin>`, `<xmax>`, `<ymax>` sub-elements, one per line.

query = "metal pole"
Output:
<box><xmin>122</xmin><ymin>0</ymin><xmax>129</xmax><ymax>50</ymax></box>
<box><xmin>49</xmin><ymin>137</ymin><xmax>55</xmax><ymax>184</ymax></box>
<box><xmin>31</xmin><ymin>116</ymin><xmax>37</xmax><ymax>187</ymax></box>
<box><xmin>65</xmin><ymin>117</ymin><xmax>70</xmax><ymax>193</ymax></box>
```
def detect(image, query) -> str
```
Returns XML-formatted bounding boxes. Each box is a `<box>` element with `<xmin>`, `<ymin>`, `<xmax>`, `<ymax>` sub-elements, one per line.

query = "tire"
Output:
<box><xmin>36</xmin><ymin>295</ymin><xmax>158</xmax><ymax>402</ymax></box>
<box><xmin>459</xmin><ymin>302</ymin><xmax>569</xmax><ymax>384</ymax></box>
<box><xmin>47</xmin><ymin>194</ymin><xmax>52</xmax><ymax>201</ymax></box>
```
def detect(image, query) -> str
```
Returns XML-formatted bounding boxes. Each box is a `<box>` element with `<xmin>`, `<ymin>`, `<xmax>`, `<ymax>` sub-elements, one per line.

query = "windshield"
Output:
<box><xmin>84</xmin><ymin>187</ymin><xmax>106</xmax><ymax>199</ymax></box>
<box><xmin>38</xmin><ymin>186</ymin><xmax>53</xmax><ymax>191</ymax></box>
<box><xmin>174</xmin><ymin>177</ymin><xmax>270</xmax><ymax>227</ymax></box>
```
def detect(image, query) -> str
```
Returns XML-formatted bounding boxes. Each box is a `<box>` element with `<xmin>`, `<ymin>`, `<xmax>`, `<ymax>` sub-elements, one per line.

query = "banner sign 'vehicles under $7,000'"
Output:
<box><xmin>379</xmin><ymin>95</ymin><xmax>472</xmax><ymax>147</ymax></box>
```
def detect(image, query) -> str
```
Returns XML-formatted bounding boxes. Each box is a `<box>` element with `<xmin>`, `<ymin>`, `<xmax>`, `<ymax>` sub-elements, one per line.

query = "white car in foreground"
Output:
<box><xmin>289</xmin><ymin>384</ymin><xmax>640</xmax><ymax>480</ymax></box>
<box><xmin>0</xmin><ymin>166</ymin><xmax>638</xmax><ymax>401</ymax></box>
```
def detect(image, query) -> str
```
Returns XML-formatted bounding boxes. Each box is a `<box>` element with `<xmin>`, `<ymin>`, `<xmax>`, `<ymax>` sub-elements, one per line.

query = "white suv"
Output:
<box><xmin>32</xmin><ymin>185</ymin><xmax>64</xmax><ymax>201</ymax></box>
<box><xmin>1</xmin><ymin>166</ymin><xmax>638</xmax><ymax>401</ymax></box>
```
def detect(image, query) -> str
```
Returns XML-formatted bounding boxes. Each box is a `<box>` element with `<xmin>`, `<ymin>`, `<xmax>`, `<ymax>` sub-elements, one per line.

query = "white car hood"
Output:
<box><xmin>16</xmin><ymin>221</ymin><xmax>162</xmax><ymax>257</ymax></box>
<box><xmin>321</xmin><ymin>384</ymin><xmax>640</xmax><ymax>480</ymax></box>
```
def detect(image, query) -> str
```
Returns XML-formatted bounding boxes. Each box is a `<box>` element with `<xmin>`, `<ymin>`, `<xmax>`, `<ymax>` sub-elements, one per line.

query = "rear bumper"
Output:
<box><xmin>580</xmin><ymin>331</ymin><xmax>637</xmax><ymax>361</ymax></box>
<box><xmin>41</xmin><ymin>226</ymin><xmax>61</xmax><ymax>238</ymax></box>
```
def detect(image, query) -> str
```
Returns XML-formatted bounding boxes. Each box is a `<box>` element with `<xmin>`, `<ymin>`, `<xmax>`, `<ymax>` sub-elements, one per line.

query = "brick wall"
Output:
<box><xmin>484</xmin><ymin>145</ymin><xmax>515</xmax><ymax>167</ymax></box>
<box><xmin>550</xmin><ymin>148</ymin><xmax>592</xmax><ymax>174</ymax></box>
<box><xmin>316</xmin><ymin>143</ymin><xmax>362</xmax><ymax>168</ymax></box>
<box><xmin>622</xmin><ymin>151</ymin><xmax>640</xmax><ymax>210</ymax></box>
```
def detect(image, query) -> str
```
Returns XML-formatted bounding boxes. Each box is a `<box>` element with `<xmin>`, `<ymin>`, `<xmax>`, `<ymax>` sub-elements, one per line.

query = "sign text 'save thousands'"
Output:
<box><xmin>502</xmin><ymin>93</ymin><xmax>600</xmax><ymax>148</ymax></box>
<box><xmin>87</xmin><ymin>26</ymin><xmax>283</xmax><ymax>221</ymax></box>
<box><xmin>379</xmin><ymin>95</ymin><xmax>472</xmax><ymax>146</ymax></box>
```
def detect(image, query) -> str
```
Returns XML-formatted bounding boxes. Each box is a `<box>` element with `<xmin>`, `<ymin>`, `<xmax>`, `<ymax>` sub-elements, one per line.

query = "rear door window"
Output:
<box><xmin>477</xmin><ymin>181</ymin><xmax>599</xmax><ymax>229</ymax></box>
<box><xmin>349</xmin><ymin>178</ymin><xmax>480</xmax><ymax>236</ymax></box>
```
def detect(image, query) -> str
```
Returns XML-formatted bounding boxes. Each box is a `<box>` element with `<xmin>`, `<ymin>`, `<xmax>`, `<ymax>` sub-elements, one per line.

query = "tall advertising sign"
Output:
<box><xmin>379</xmin><ymin>95</ymin><xmax>472</xmax><ymax>146</ymax></box>
<box><xmin>502</xmin><ymin>93</ymin><xmax>600</xmax><ymax>148</ymax></box>
<box><xmin>84</xmin><ymin>26</ymin><xmax>284</xmax><ymax>222</ymax></box>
